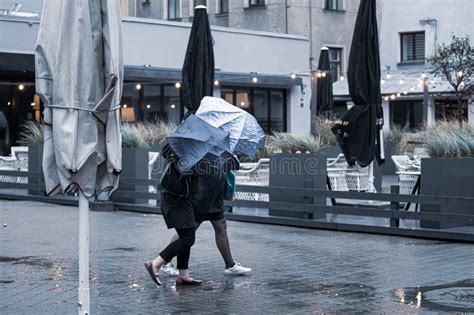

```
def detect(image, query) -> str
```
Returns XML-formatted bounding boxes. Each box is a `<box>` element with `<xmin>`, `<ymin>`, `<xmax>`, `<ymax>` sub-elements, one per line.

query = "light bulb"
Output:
<box><xmin>175</xmin><ymin>82</ymin><xmax>181</xmax><ymax>88</ymax></box>
<box><xmin>381</xmin><ymin>79</ymin><xmax>385</xmax><ymax>84</ymax></box>
<box><xmin>399</xmin><ymin>79</ymin><xmax>404</xmax><ymax>84</ymax></box>
<box><xmin>321</xmin><ymin>72</ymin><xmax>327</xmax><ymax>78</ymax></box>
<box><xmin>390</xmin><ymin>95</ymin><xmax>395</xmax><ymax>100</ymax></box>
<box><xmin>421</xmin><ymin>72</ymin><xmax>426</xmax><ymax>79</ymax></box>
<box><xmin>30</xmin><ymin>102</ymin><xmax>35</xmax><ymax>107</ymax></box>
<box><xmin>171</xmin><ymin>104</ymin><xmax>176</xmax><ymax>109</ymax></box>
<box><xmin>316</xmin><ymin>72</ymin><xmax>322</xmax><ymax>78</ymax></box>
<box><xmin>252</xmin><ymin>77</ymin><xmax>258</xmax><ymax>83</ymax></box>
<box><xmin>384</xmin><ymin>96</ymin><xmax>389</xmax><ymax>101</ymax></box>
<box><xmin>135</xmin><ymin>83</ymin><xmax>142</xmax><ymax>90</ymax></box>
<box><xmin>403</xmin><ymin>90</ymin><xmax>408</xmax><ymax>95</ymax></box>
<box><xmin>18</xmin><ymin>84</ymin><xmax>24</xmax><ymax>90</ymax></box>
<box><xmin>290</xmin><ymin>73</ymin><xmax>297</xmax><ymax>79</ymax></box>
<box><xmin>146</xmin><ymin>104</ymin><xmax>151</xmax><ymax>109</ymax></box>
<box><xmin>123</xmin><ymin>104</ymin><xmax>128</xmax><ymax>108</ymax></box>
<box><xmin>214</xmin><ymin>80</ymin><xmax>220</xmax><ymax>86</ymax></box>
<box><xmin>457</xmin><ymin>70</ymin><xmax>463</xmax><ymax>77</ymax></box>
<box><xmin>397</xmin><ymin>93</ymin><xmax>401</xmax><ymax>97</ymax></box>
<box><xmin>386</xmin><ymin>73</ymin><xmax>391</xmax><ymax>79</ymax></box>
<box><xmin>339</xmin><ymin>75</ymin><xmax>345</xmax><ymax>81</ymax></box>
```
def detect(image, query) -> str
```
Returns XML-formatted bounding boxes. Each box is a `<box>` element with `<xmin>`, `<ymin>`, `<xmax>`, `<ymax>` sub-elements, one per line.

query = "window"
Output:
<box><xmin>325</xmin><ymin>0</ymin><xmax>343</xmax><ymax>11</ymax></box>
<box><xmin>401</xmin><ymin>32</ymin><xmax>425</xmax><ymax>62</ymax></box>
<box><xmin>221</xmin><ymin>87</ymin><xmax>287</xmax><ymax>133</ymax></box>
<box><xmin>219</xmin><ymin>0</ymin><xmax>229</xmax><ymax>14</ymax></box>
<box><xmin>249</xmin><ymin>0</ymin><xmax>265</xmax><ymax>7</ymax></box>
<box><xmin>168</xmin><ymin>0</ymin><xmax>180</xmax><ymax>20</ymax></box>
<box><xmin>390</xmin><ymin>100</ymin><xmax>424</xmax><ymax>130</ymax></box>
<box><xmin>328</xmin><ymin>47</ymin><xmax>343</xmax><ymax>83</ymax></box>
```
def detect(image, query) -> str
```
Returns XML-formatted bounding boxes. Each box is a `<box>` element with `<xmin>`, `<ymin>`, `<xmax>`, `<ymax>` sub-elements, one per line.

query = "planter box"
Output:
<box><xmin>114</xmin><ymin>148</ymin><xmax>149</xmax><ymax>204</ymax></box>
<box><xmin>420</xmin><ymin>158</ymin><xmax>474</xmax><ymax>229</ymax></box>
<box><xmin>269</xmin><ymin>153</ymin><xmax>327</xmax><ymax>219</ymax></box>
<box><xmin>28</xmin><ymin>144</ymin><xmax>44</xmax><ymax>196</ymax></box>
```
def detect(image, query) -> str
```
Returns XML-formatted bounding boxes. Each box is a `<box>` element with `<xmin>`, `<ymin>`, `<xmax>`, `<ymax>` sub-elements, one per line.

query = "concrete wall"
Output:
<box><xmin>379</xmin><ymin>0</ymin><xmax>474</xmax><ymax>69</ymax></box>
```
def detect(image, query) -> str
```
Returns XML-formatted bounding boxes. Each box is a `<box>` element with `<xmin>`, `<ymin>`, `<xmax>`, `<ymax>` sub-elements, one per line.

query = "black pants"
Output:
<box><xmin>159</xmin><ymin>227</ymin><xmax>195</xmax><ymax>270</ymax></box>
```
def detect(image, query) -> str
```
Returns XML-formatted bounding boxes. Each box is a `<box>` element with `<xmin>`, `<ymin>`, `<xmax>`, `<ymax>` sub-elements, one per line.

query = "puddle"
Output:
<box><xmin>0</xmin><ymin>256</ymin><xmax>53</xmax><ymax>268</ymax></box>
<box><xmin>108</xmin><ymin>247</ymin><xmax>138</xmax><ymax>252</ymax></box>
<box><xmin>0</xmin><ymin>280</ymin><xmax>14</xmax><ymax>284</ymax></box>
<box><xmin>394</xmin><ymin>279</ymin><xmax>474</xmax><ymax>312</ymax></box>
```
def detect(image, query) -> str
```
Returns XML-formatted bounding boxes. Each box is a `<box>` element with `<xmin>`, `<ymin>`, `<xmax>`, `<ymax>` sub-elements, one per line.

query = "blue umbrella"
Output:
<box><xmin>196</xmin><ymin>97</ymin><xmax>265</xmax><ymax>159</ymax></box>
<box><xmin>166</xmin><ymin>115</ymin><xmax>239</xmax><ymax>177</ymax></box>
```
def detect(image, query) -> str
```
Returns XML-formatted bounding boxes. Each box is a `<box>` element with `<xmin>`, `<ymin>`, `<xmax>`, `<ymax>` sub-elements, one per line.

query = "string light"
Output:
<box><xmin>384</xmin><ymin>96</ymin><xmax>389</xmax><ymax>101</ymax></box>
<box><xmin>252</xmin><ymin>76</ymin><xmax>258</xmax><ymax>83</ymax></box>
<box><xmin>18</xmin><ymin>84</ymin><xmax>24</xmax><ymax>90</ymax></box>
<box><xmin>144</xmin><ymin>64</ymin><xmax>151</xmax><ymax>68</ymax></box>
<box><xmin>390</xmin><ymin>94</ymin><xmax>396</xmax><ymax>100</ymax></box>
<box><xmin>339</xmin><ymin>75</ymin><xmax>345</xmax><ymax>81</ymax></box>
<box><xmin>410</xmin><ymin>87</ymin><xmax>415</xmax><ymax>91</ymax></box>
<box><xmin>403</xmin><ymin>90</ymin><xmax>408</xmax><ymax>95</ymax></box>
<box><xmin>135</xmin><ymin>83</ymin><xmax>142</xmax><ymax>90</ymax></box>
<box><xmin>386</xmin><ymin>73</ymin><xmax>391</xmax><ymax>79</ymax></box>
<box><xmin>457</xmin><ymin>70</ymin><xmax>463</xmax><ymax>77</ymax></box>
<box><xmin>175</xmin><ymin>82</ymin><xmax>181</xmax><ymax>88</ymax></box>
<box><xmin>171</xmin><ymin>104</ymin><xmax>176</xmax><ymax>109</ymax></box>
<box><xmin>399</xmin><ymin>79</ymin><xmax>404</xmax><ymax>85</ymax></box>
<box><xmin>290</xmin><ymin>73</ymin><xmax>297</xmax><ymax>79</ymax></box>
<box><xmin>214</xmin><ymin>80</ymin><xmax>220</xmax><ymax>86</ymax></box>
<box><xmin>146</xmin><ymin>104</ymin><xmax>151</xmax><ymax>109</ymax></box>
<box><xmin>381</xmin><ymin>79</ymin><xmax>385</xmax><ymax>84</ymax></box>
<box><xmin>7</xmin><ymin>102</ymin><xmax>10</xmax><ymax>106</ymax></box>
<box><xmin>30</xmin><ymin>102</ymin><xmax>35</xmax><ymax>107</ymax></box>
<box><xmin>321</xmin><ymin>71</ymin><xmax>327</xmax><ymax>78</ymax></box>
<box><xmin>421</xmin><ymin>72</ymin><xmax>426</xmax><ymax>79</ymax></box>
<box><xmin>123</xmin><ymin>104</ymin><xmax>128</xmax><ymax>108</ymax></box>
<box><xmin>460</xmin><ymin>81</ymin><xmax>465</xmax><ymax>86</ymax></box>
<box><xmin>316</xmin><ymin>72</ymin><xmax>322</xmax><ymax>78</ymax></box>
<box><xmin>396</xmin><ymin>92</ymin><xmax>401</xmax><ymax>97</ymax></box>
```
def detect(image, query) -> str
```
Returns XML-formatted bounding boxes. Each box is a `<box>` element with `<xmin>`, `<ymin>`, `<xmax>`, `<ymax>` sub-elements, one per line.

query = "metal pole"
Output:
<box><xmin>78</xmin><ymin>192</ymin><xmax>90</xmax><ymax>315</ymax></box>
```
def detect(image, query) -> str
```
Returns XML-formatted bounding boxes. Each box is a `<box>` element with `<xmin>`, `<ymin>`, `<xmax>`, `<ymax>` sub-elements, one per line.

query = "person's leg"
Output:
<box><xmin>153</xmin><ymin>227</ymin><xmax>195</xmax><ymax>274</ymax></box>
<box><xmin>210</xmin><ymin>218</ymin><xmax>235</xmax><ymax>268</ymax></box>
<box><xmin>175</xmin><ymin>227</ymin><xmax>196</xmax><ymax>281</ymax></box>
<box><xmin>162</xmin><ymin>223</ymin><xmax>201</xmax><ymax>272</ymax></box>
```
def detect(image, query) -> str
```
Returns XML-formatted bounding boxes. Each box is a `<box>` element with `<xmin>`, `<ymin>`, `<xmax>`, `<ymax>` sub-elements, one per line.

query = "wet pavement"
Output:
<box><xmin>1</xmin><ymin>200</ymin><xmax>473</xmax><ymax>314</ymax></box>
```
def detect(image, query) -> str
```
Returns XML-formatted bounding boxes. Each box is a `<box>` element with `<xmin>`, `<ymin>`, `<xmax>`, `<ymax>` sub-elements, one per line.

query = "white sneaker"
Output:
<box><xmin>224</xmin><ymin>262</ymin><xmax>252</xmax><ymax>276</ymax></box>
<box><xmin>160</xmin><ymin>262</ymin><xmax>179</xmax><ymax>276</ymax></box>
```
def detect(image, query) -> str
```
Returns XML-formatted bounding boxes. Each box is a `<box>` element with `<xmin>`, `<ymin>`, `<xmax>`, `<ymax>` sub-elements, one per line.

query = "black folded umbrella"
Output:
<box><xmin>332</xmin><ymin>0</ymin><xmax>384</xmax><ymax>167</ymax></box>
<box><xmin>316</xmin><ymin>47</ymin><xmax>334</xmax><ymax>115</ymax></box>
<box><xmin>181</xmin><ymin>5</ymin><xmax>214</xmax><ymax>113</ymax></box>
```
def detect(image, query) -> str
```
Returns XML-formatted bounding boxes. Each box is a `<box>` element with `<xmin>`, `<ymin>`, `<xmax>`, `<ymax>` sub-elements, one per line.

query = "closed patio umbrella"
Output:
<box><xmin>331</xmin><ymin>0</ymin><xmax>384</xmax><ymax>167</ymax></box>
<box><xmin>35</xmin><ymin>1</ymin><xmax>123</xmax><ymax>313</ymax></box>
<box><xmin>316</xmin><ymin>47</ymin><xmax>334</xmax><ymax>115</ymax></box>
<box><xmin>181</xmin><ymin>5</ymin><xmax>215</xmax><ymax>113</ymax></box>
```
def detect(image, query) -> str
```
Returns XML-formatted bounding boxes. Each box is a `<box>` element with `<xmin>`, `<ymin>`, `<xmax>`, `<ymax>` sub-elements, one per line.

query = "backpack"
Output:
<box><xmin>224</xmin><ymin>170</ymin><xmax>236</xmax><ymax>201</ymax></box>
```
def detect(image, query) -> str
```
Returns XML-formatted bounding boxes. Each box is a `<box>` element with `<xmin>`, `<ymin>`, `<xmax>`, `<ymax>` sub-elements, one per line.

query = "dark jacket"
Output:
<box><xmin>196</xmin><ymin>174</ymin><xmax>226</xmax><ymax>214</ymax></box>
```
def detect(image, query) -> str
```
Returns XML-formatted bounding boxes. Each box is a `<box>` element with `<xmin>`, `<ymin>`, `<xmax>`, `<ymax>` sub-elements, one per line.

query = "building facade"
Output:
<box><xmin>0</xmin><ymin>0</ymin><xmax>311</xmax><ymax>153</ymax></box>
<box><xmin>334</xmin><ymin>0</ymin><xmax>474</xmax><ymax>129</ymax></box>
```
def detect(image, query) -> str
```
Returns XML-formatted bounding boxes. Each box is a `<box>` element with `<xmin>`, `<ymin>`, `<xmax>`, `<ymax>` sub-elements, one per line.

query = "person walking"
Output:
<box><xmin>144</xmin><ymin>144</ymin><xmax>201</xmax><ymax>286</ymax></box>
<box><xmin>161</xmin><ymin>171</ymin><xmax>252</xmax><ymax>277</ymax></box>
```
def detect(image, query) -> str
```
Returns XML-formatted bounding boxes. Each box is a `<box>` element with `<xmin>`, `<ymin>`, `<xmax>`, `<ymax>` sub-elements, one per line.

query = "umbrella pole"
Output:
<box><xmin>78</xmin><ymin>192</ymin><xmax>90</xmax><ymax>315</ymax></box>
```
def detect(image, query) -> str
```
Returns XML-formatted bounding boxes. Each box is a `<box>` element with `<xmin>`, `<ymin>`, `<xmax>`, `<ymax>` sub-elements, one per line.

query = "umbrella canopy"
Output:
<box><xmin>316</xmin><ymin>47</ymin><xmax>334</xmax><ymax>114</ymax></box>
<box><xmin>35</xmin><ymin>0</ymin><xmax>123</xmax><ymax>196</ymax></box>
<box><xmin>196</xmin><ymin>96</ymin><xmax>265</xmax><ymax>159</ymax></box>
<box><xmin>331</xmin><ymin>0</ymin><xmax>384</xmax><ymax>167</ymax></box>
<box><xmin>181</xmin><ymin>5</ymin><xmax>215</xmax><ymax>113</ymax></box>
<box><xmin>167</xmin><ymin>115</ymin><xmax>239</xmax><ymax>177</ymax></box>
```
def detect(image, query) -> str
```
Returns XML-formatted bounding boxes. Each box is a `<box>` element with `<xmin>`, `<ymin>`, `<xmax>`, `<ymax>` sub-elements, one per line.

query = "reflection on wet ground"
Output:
<box><xmin>394</xmin><ymin>279</ymin><xmax>474</xmax><ymax>312</ymax></box>
<box><xmin>108</xmin><ymin>247</ymin><xmax>138</xmax><ymax>252</ymax></box>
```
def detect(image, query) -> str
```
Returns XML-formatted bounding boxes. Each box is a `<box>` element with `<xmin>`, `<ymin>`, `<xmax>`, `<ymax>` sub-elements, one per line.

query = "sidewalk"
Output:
<box><xmin>1</xmin><ymin>200</ymin><xmax>473</xmax><ymax>314</ymax></box>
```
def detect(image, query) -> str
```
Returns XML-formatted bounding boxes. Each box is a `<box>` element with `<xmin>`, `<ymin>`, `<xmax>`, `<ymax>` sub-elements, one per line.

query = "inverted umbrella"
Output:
<box><xmin>331</xmin><ymin>0</ymin><xmax>384</xmax><ymax>167</ymax></box>
<box><xmin>316</xmin><ymin>47</ymin><xmax>334</xmax><ymax>115</ymax></box>
<box><xmin>196</xmin><ymin>96</ymin><xmax>265</xmax><ymax>159</ymax></box>
<box><xmin>181</xmin><ymin>5</ymin><xmax>215</xmax><ymax>113</ymax></box>
<box><xmin>35</xmin><ymin>1</ymin><xmax>123</xmax><ymax>313</ymax></box>
<box><xmin>167</xmin><ymin>115</ymin><xmax>239</xmax><ymax>177</ymax></box>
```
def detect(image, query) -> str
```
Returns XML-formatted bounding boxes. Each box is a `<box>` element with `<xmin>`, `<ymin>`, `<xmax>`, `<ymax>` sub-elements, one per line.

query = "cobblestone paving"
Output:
<box><xmin>1</xmin><ymin>200</ymin><xmax>473</xmax><ymax>314</ymax></box>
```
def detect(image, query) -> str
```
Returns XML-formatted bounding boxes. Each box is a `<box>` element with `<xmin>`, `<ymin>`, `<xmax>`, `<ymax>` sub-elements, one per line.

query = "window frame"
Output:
<box><xmin>220</xmin><ymin>86</ymin><xmax>287</xmax><ymax>133</ymax></box>
<box><xmin>324</xmin><ymin>0</ymin><xmax>344</xmax><ymax>12</ymax></box>
<box><xmin>167</xmin><ymin>0</ymin><xmax>181</xmax><ymax>20</ymax></box>
<box><xmin>219</xmin><ymin>0</ymin><xmax>229</xmax><ymax>14</ymax></box>
<box><xmin>400</xmin><ymin>31</ymin><xmax>425</xmax><ymax>63</ymax></box>
<box><xmin>327</xmin><ymin>47</ymin><xmax>343</xmax><ymax>83</ymax></box>
<box><xmin>249</xmin><ymin>0</ymin><xmax>265</xmax><ymax>8</ymax></box>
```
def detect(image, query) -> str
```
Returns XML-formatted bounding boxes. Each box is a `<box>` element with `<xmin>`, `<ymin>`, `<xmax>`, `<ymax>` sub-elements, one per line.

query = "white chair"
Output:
<box><xmin>392</xmin><ymin>155</ymin><xmax>421</xmax><ymax>195</ymax></box>
<box><xmin>345</xmin><ymin>163</ymin><xmax>370</xmax><ymax>192</ymax></box>
<box><xmin>235</xmin><ymin>158</ymin><xmax>269</xmax><ymax>201</ymax></box>
<box><xmin>0</xmin><ymin>156</ymin><xmax>19</xmax><ymax>183</ymax></box>
<box><xmin>327</xmin><ymin>154</ymin><xmax>349</xmax><ymax>191</ymax></box>
<box><xmin>11</xmin><ymin>146</ymin><xmax>28</xmax><ymax>183</ymax></box>
<box><xmin>148</xmin><ymin>152</ymin><xmax>160</xmax><ymax>194</ymax></box>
